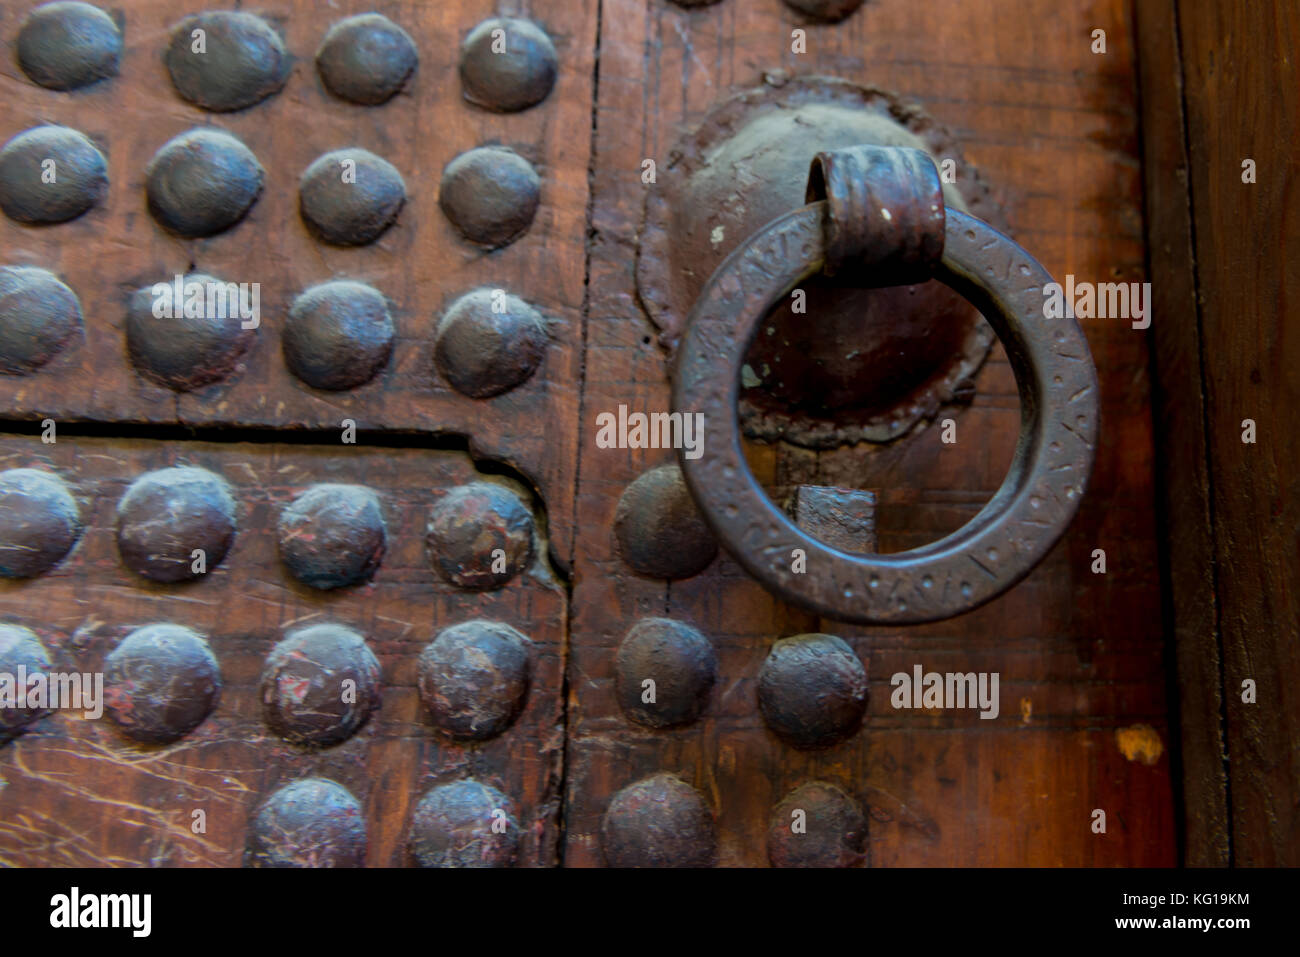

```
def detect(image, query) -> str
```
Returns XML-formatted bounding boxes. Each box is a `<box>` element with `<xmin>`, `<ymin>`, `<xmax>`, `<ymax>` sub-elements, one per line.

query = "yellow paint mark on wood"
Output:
<box><xmin>1116</xmin><ymin>724</ymin><xmax>1164</xmax><ymax>765</ymax></box>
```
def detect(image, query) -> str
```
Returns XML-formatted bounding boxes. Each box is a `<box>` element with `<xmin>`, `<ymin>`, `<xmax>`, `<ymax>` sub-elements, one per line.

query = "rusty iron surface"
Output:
<box><xmin>674</xmin><ymin>147</ymin><xmax>1099</xmax><ymax>623</ymax></box>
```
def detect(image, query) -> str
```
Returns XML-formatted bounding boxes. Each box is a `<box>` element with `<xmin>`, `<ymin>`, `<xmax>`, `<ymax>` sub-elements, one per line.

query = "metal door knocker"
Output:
<box><xmin>673</xmin><ymin>145</ymin><xmax>1099</xmax><ymax>624</ymax></box>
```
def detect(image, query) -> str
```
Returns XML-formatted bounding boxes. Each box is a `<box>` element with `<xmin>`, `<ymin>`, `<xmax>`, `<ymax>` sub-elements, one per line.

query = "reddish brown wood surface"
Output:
<box><xmin>1142</xmin><ymin>0</ymin><xmax>1300</xmax><ymax>866</ymax></box>
<box><xmin>564</xmin><ymin>0</ymin><xmax>1174</xmax><ymax>866</ymax></box>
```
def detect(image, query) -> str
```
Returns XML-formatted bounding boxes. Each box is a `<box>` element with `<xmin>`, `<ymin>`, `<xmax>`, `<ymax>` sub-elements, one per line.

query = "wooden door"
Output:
<box><xmin>0</xmin><ymin>0</ymin><xmax>1221</xmax><ymax>867</ymax></box>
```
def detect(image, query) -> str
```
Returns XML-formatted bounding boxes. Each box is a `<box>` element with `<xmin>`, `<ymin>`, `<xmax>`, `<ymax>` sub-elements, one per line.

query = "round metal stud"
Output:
<box><xmin>459</xmin><ymin>17</ymin><xmax>557</xmax><ymax>113</ymax></box>
<box><xmin>102</xmin><ymin>623</ymin><xmax>221</xmax><ymax>744</ymax></box>
<box><xmin>0</xmin><ymin>468</ymin><xmax>81</xmax><ymax>579</ymax></box>
<box><xmin>165</xmin><ymin>11</ymin><xmax>289</xmax><ymax>112</ymax></box>
<box><xmin>16</xmin><ymin>2</ymin><xmax>122</xmax><ymax>91</ymax></box>
<box><xmin>145</xmin><ymin>129</ymin><xmax>264</xmax><ymax>238</ymax></box>
<box><xmin>767</xmin><ymin>781</ymin><xmax>866</xmax><ymax>868</ymax></box>
<box><xmin>260</xmin><ymin>623</ymin><xmax>380</xmax><ymax>747</ymax></box>
<box><xmin>0</xmin><ymin>266</ymin><xmax>81</xmax><ymax>375</ymax></box>
<box><xmin>418</xmin><ymin>620</ymin><xmax>530</xmax><ymax>741</ymax></box>
<box><xmin>783</xmin><ymin>0</ymin><xmax>865</xmax><ymax>21</ymax></box>
<box><xmin>438</xmin><ymin>146</ymin><xmax>539</xmax><ymax>249</ymax></box>
<box><xmin>757</xmin><ymin>634</ymin><xmax>866</xmax><ymax>749</ymax></box>
<box><xmin>248</xmin><ymin>778</ymin><xmax>367</xmax><ymax>868</ymax></box>
<box><xmin>115</xmin><ymin>466</ymin><xmax>236</xmax><ymax>583</ymax></box>
<box><xmin>614</xmin><ymin>618</ymin><xmax>715</xmax><ymax>729</ymax></box>
<box><xmin>282</xmin><ymin>280</ymin><xmax>394</xmax><ymax>391</ymax></box>
<box><xmin>433</xmin><ymin>288</ymin><xmax>548</xmax><ymax>398</ymax></box>
<box><xmin>316</xmin><ymin>13</ymin><xmax>417</xmax><ymax>106</ymax></box>
<box><xmin>425</xmin><ymin>482</ymin><xmax>534</xmax><ymax>590</ymax></box>
<box><xmin>0</xmin><ymin>624</ymin><xmax>53</xmax><ymax>736</ymax></box>
<box><xmin>278</xmin><ymin>484</ymin><xmax>386</xmax><ymax>590</ymax></box>
<box><xmin>126</xmin><ymin>273</ymin><xmax>256</xmax><ymax>391</ymax></box>
<box><xmin>613</xmin><ymin>464</ymin><xmax>717</xmax><ymax>580</ymax></box>
<box><xmin>601</xmin><ymin>773</ymin><xmax>716</xmax><ymax>868</ymax></box>
<box><xmin>409</xmin><ymin>779</ymin><xmax>519</xmax><ymax>868</ymax></box>
<box><xmin>0</xmin><ymin>125</ymin><xmax>107</xmax><ymax>225</ymax></box>
<box><xmin>299</xmin><ymin>149</ymin><xmax>406</xmax><ymax>246</ymax></box>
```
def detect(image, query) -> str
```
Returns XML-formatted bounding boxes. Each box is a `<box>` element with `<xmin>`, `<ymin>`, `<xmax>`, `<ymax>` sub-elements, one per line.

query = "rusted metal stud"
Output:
<box><xmin>0</xmin><ymin>624</ymin><xmax>53</xmax><ymax>737</ymax></box>
<box><xmin>16</xmin><ymin>2</ymin><xmax>122</xmax><ymax>91</ymax></box>
<box><xmin>316</xmin><ymin>13</ymin><xmax>417</xmax><ymax>106</ymax></box>
<box><xmin>791</xmin><ymin>484</ymin><xmax>877</xmax><ymax>554</ymax></box>
<box><xmin>438</xmin><ymin>146</ymin><xmax>539</xmax><ymax>249</ymax></box>
<box><xmin>767</xmin><ymin>781</ymin><xmax>866</xmax><ymax>868</ymax></box>
<box><xmin>278</xmin><ymin>484</ymin><xmax>386</xmax><ymax>590</ymax></box>
<box><xmin>0</xmin><ymin>266</ymin><xmax>82</xmax><ymax>375</ymax></box>
<box><xmin>145</xmin><ymin>129</ymin><xmax>263</xmax><ymax>238</ymax></box>
<box><xmin>248</xmin><ymin>778</ymin><xmax>367</xmax><ymax>868</ymax></box>
<box><xmin>260</xmin><ymin>623</ymin><xmax>380</xmax><ymax>747</ymax></box>
<box><xmin>433</xmin><ymin>288</ymin><xmax>548</xmax><ymax>398</ymax></box>
<box><xmin>102</xmin><ymin>623</ymin><xmax>221</xmax><ymax>744</ymax></box>
<box><xmin>165</xmin><ymin>11</ymin><xmax>289</xmax><ymax>112</ymax></box>
<box><xmin>757</xmin><ymin>634</ymin><xmax>867</xmax><ymax>749</ymax></box>
<box><xmin>783</xmin><ymin>0</ymin><xmax>866</xmax><ymax>22</ymax></box>
<box><xmin>0</xmin><ymin>468</ymin><xmax>81</xmax><ymax>579</ymax></box>
<box><xmin>425</xmin><ymin>482</ymin><xmax>534</xmax><ymax>590</ymax></box>
<box><xmin>409</xmin><ymin>779</ymin><xmax>519</xmax><ymax>868</ymax></box>
<box><xmin>126</xmin><ymin>273</ymin><xmax>256</xmax><ymax>391</ymax></box>
<box><xmin>601</xmin><ymin>773</ymin><xmax>717</xmax><ymax>868</ymax></box>
<box><xmin>459</xmin><ymin>17</ymin><xmax>557</xmax><ymax>113</ymax></box>
<box><xmin>299</xmin><ymin>149</ymin><xmax>406</xmax><ymax>246</ymax></box>
<box><xmin>613</xmin><ymin>463</ymin><xmax>717</xmax><ymax>580</ymax></box>
<box><xmin>418</xmin><ymin>620</ymin><xmax>530</xmax><ymax>741</ymax></box>
<box><xmin>0</xmin><ymin>125</ymin><xmax>107</xmax><ymax>225</ymax></box>
<box><xmin>614</xmin><ymin>618</ymin><xmax>715</xmax><ymax>729</ymax></box>
<box><xmin>282</xmin><ymin>280</ymin><xmax>394</xmax><ymax>391</ymax></box>
<box><xmin>115</xmin><ymin>466</ymin><xmax>236</xmax><ymax>583</ymax></box>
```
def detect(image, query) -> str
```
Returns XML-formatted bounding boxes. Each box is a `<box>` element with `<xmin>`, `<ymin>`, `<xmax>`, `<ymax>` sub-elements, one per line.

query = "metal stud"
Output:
<box><xmin>282</xmin><ymin>280</ymin><xmax>394</xmax><ymax>391</ymax></box>
<box><xmin>316</xmin><ymin>13</ymin><xmax>417</xmax><ymax>106</ymax></box>
<box><xmin>757</xmin><ymin>634</ymin><xmax>867</xmax><ymax>749</ymax></box>
<box><xmin>126</xmin><ymin>274</ymin><xmax>256</xmax><ymax>391</ymax></box>
<box><xmin>0</xmin><ymin>624</ymin><xmax>53</xmax><ymax>737</ymax></box>
<box><xmin>115</xmin><ymin>466</ymin><xmax>236</xmax><ymax>583</ymax></box>
<box><xmin>433</xmin><ymin>288</ymin><xmax>548</xmax><ymax>398</ymax></box>
<box><xmin>459</xmin><ymin>17</ymin><xmax>557</xmax><ymax>113</ymax></box>
<box><xmin>102</xmin><ymin>623</ymin><xmax>221</xmax><ymax>744</ymax></box>
<box><xmin>0</xmin><ymin>125</ymin><xmax>107</xmax><ymax>225</ymax></box>
<box><xmin>145</xmin><ymin>129</ymin><xmax>263</xmax><ymax>238</ymax></box>
<box><xmin>614</xmin><ymin>618</ymin><xmax>716</xmax><ymax>729</ymax></box>
<box><xmin>409</xmin><ymin>779</ymin><xmax>520</xmax><ymax>868</ymax></box>
<box><xmin>767</xmin><ymin>781</ymin><xmax>866</xmax><ymax>868</ymax></box>
<box><xmin>165</xmin><ymin>11</ymin><xmax>289</xmax><ymax>112</ymax></box>
<box><xmin>438</xmin><ymin>146</ymin><xmax>539</xmax><ymax>248</ymax></box>
<box><xmin>16</xmin><ymin>2</ymin><xmax>122</xmax><ymax>91</ymax></box>
<box><xmin>783</xmin><ymin>0</ymin><xmax>866</xmax><ymax>22</ymax></box>
<box><xmin>601</xmin><ymin>773</ymin><xmax>717</xmax><ymax>868</ymax></box>
<box><xmin>613</xmin><ymin>464</ymin><xmax>717</xmax><ymax>580</ymax></box>
<box><xmin>260</xmin><ymin>623</ymin><xmax>380</xmax><ymax>747</ymax></box>
<box><xmin>278</xmin><ymin>484</ymin><xmax>386</xmax><ymax>590</ymax></box>
<box><xmin>299</xmin><ymin>149</ymin><xmax>406</xmax><ymax>246</ymax></box>
<box><xmin>425</xmin><ymin>482</ymin><xmax>534</xmax><ymax>590</ymax></box>
<box><xmin>0</xmin><ymin>468</ymin><xmax>81</xmax><ymax>579</ymax></box>
<box><xmin>248</xmin><ymin>778</ymin><xmax>367</xmax><ymax>868</ymax></box>
<box><xmin>418</xmin><ymin>620</ymin><xmax>530</xmax><ymax>741</ymax></box>
<box><xmin>0</xmin><ymin>266</ymin><xmax>81</xmax><ymax>375</ymax></box>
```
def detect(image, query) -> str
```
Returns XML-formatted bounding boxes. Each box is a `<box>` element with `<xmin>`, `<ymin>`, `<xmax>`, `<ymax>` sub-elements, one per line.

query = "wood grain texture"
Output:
<box><xmin>0</xmin><ymin>0</ymin><xmax>599</xmax><ymax>569</ymax></box>
<box><xmin>0</xmin><ymin>434</ymin><xmax>566</xmax><ymax>866</ymax></box>
<box><xmin>1172</xmin><ymin>0</ymin><xmax>1300</xmax><ymax>866</ymax></box>
<box><xmin>564</xmin><ymin>0</ymin><xmax>1174</xmax><ymax>866</ymax></box>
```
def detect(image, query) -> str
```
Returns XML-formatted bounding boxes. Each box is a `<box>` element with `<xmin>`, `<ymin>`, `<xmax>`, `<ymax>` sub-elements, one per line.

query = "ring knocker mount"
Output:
<box><xmin>671</xmin><ymin>143</ymin><xmax>1100</xmax><ymax>625</ymax></box>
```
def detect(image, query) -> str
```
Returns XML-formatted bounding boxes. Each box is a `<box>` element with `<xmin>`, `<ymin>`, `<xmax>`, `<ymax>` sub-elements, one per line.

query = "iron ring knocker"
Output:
<box><xmin>672</xmin><ymin>145</ymin><xmax>1100</xmax><ymax>624</ymax></box>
